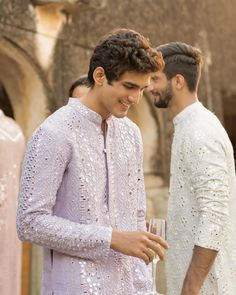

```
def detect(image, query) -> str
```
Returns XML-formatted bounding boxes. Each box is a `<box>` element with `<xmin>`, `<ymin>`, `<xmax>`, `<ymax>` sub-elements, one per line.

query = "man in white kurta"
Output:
<box><xmin>167</xmin><ymin>101</ymin><xmax>236</xmax><ymax>294</ymax></box>
<box><xmin>148</xmin><ymin>41</ymin><xmax>236</xmax><ymax>294</ymax></box>
<box><xmin>0</xmin><ymin>109</ymin><xmax>25</xmax><ymax>295</ymax></box>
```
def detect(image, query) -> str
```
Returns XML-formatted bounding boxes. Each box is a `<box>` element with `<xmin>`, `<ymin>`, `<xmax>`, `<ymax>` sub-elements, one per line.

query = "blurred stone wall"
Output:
<box><xmin>0</xmin><ymin>0</ymin><xmax>236</xmax><ymax>294</ymax></box>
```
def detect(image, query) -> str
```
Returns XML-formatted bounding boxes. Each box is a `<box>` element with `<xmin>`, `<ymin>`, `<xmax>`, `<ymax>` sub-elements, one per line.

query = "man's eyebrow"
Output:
<box><xmin>122</xmin><ymin>81</ymin><xmax>149</xmax><ymax>89</ymax></box>
<box><xmin>151</xmin><ymin>75</ymin><xmax>159</xmax><ymax>81</ymax></box>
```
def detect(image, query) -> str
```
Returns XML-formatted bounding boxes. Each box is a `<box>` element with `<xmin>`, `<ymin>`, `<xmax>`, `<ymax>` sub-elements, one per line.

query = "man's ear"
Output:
<box><xmin>93</xmin><ymin>67</ymin><xmax>105</xmax><ymax>86</ymax></box>
<box><xmin>174</xmin><ymin>74</ymin><xmax>185</xmax><ymax>91</ymax></box>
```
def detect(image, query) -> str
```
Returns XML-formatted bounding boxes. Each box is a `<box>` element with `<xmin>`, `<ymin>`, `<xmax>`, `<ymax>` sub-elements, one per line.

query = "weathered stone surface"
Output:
<box><xmin>31</xmin><ymin>0</ymin><xmax>107</xmax><ymax>8</ymax></box>
<box><xmin>0</xmin><ymin>0</ymin><xmax>236</xmax><ymax>293</ymax></box>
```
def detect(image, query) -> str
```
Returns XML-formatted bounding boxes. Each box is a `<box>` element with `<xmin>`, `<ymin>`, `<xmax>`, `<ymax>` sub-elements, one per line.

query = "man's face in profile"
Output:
<box><xmin>148</xmin><ymin>71</ymin><xmax>174</xmax><ymax>108</ymax></box>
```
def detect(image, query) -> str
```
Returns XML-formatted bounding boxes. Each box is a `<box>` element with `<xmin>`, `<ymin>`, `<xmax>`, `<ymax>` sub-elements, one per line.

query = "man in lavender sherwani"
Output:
<box><xmin>17</xmin><ymin>29</ymin><xmax>168</xmax><ymax>295</ymax></box>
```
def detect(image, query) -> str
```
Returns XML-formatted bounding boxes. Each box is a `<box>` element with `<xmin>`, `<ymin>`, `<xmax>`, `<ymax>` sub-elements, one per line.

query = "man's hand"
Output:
<box><xmin>181</xmin><ymin>246</ymin><xmax>218</xmax><ymax>295</ymax></box>
<box><xmin>110</xmin><ymin>230</ymin><xmax>169</xmax><ymax>264</ymax></box>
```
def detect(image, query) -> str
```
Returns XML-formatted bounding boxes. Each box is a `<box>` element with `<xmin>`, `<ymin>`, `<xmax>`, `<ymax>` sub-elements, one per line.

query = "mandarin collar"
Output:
<box><xmin>173</xmin><ymin>101</ymin><xmax>203</xmax><ymax>126</ymax></box>
<box><xmin>68</xmin><ymin>98</ymin><xmax>113</xmax><ymax>126</ymax></box>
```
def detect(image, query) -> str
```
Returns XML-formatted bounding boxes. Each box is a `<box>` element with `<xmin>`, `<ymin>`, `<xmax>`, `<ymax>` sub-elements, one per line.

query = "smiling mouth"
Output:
<box><xmin>119</xmin><ymin>101</ymin><xmax>130</xmax><ymax>109</ymax></box>
<box><xmin>151</xmin><ymin>92</ymin><xmax>160</xmax><ymax>97</ymax></box>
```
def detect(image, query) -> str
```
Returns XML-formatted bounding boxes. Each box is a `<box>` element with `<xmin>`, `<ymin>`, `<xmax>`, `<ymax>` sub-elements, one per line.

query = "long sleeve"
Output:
<box><xmin>17</xmin><ymin>125</ymin><xmax>112</xmax><ymax>262</ymax></box>
<box><xmin>186</xmin><ymin>134</ymin><xmax>229</xmax><ymax>251</ymax></box>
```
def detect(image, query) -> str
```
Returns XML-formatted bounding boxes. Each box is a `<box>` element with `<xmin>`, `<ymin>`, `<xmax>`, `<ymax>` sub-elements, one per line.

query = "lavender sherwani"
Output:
<box><xmin>17</xmin><ymin>98</ymin><xmax>151</xmax><ymax>295</ymax></box>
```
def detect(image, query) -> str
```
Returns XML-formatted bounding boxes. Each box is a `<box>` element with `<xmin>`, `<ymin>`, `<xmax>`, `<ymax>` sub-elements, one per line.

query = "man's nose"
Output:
<box><xmin>147</xmin><ymin>83</ymin><xmax>153</xmax><ymax>92</ymax></box>
<box><xmin>128</xmin><ymin>90</ymin><xmax>142</xmax><ymax>104</ymax></box>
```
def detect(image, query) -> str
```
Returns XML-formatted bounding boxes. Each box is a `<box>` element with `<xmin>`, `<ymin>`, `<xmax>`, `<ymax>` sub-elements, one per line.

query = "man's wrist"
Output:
<box><xmin>181</xmin><ymin>281</ymin><xmax>200</xmax><ymax>295</ymax></box>
<box><xmin>181</xmin><ymin>246</ymin><xmax>218</xmax><ymax>295</ymax></box>
<box><xmin>110</xmin><ymin>230</ymin><xmax>123</xmax><ymax>250</ymax></box>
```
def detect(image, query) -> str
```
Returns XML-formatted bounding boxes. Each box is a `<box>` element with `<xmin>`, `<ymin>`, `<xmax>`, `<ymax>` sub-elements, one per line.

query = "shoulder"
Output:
<box><xmin>0</xmin><ymin>114</ymin><xmax>24</xmax><ymax>141</ymax></box>
<box><xmin>29</xmin><ymin>104</ymin><xmax>75</xmax><ymax>145</ymax></box>
<box><xmin>181</xmin><ymin>107</ymin><xmax>230</xmax><ymax>159</ymax></box>
<box><xmin>3</xmin><ymin>116</ymin><xmax>23</xmax><ymax>132</ymax></box>
<box><xmin>184</xmin><ymin>105</ymin><xmax>226</xmax><ymax>145</ymax></box>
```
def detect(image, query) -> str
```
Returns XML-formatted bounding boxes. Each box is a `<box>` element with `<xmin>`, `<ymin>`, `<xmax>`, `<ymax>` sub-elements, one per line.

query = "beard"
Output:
<box><xmin>153</xmin><ymin>82</ymin><xmax>173</xmax><ymax>108</ymax></box>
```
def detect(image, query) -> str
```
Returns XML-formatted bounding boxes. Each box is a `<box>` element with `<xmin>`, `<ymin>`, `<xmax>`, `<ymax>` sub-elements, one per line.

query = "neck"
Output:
<box><xmin>170</xmin><ymin>91</ymin><xmax>198</xmax><ymax>116</ymax></box>
<box><xmin>79</xmin><ymin>87</ymin><xmax>111</xmax><ymax>120</ymax></box>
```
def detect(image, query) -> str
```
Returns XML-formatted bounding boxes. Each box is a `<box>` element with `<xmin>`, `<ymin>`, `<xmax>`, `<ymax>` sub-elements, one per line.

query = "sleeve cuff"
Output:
<box><xmin>194</xmin><ymin>218</ymin><xmax>224</xmax><ymax>251</ymax></box>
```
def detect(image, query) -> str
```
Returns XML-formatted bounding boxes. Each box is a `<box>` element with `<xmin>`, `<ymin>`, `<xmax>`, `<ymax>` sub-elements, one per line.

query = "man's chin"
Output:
<box><xmin>154</xmin><ymin>99</ymin><xmax>168</xmax><ymax>108</ymax></box>
<box><xmin>113</xmin><ymin>111</ymin><xmax>128</xmax><ymax>119</ymax></box>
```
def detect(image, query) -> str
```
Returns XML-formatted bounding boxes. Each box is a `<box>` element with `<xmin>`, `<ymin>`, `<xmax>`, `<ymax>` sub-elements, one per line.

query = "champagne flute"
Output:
<box><xmin>145</xmin><ymin>218</ymin><xmax>166</xmax><ymax>295</ymax></box>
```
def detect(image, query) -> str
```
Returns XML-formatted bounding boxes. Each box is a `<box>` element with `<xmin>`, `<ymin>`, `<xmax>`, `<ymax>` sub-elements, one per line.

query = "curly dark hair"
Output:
<box><xmin>156</xmin><ymin>42</ymin><xmax>203</xmax><ymax>92</ymax></box>
<box><xmin>87</xmin><ymin>28</ymin><xmax>164</xmax><ymax>87</ymax></box>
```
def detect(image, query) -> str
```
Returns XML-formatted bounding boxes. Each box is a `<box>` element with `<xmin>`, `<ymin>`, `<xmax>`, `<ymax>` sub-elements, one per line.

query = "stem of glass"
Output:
<box><xmin>152</xmin><ymin>260</ymin><xmax>158</xmax><ymax>292</ymax></box>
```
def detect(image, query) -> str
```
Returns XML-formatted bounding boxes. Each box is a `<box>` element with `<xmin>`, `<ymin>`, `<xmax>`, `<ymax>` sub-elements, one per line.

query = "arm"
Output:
<box><xmin>17</xmin><ymin>125</ymin><xmax>112</xmax><ymax>262</ymax></box>
<box><xmin>181</xmin><ymin>246</ymin><xmax>217</xmax><ymax>295</ymax></box>
<box><xmin>181</xmin><ymin>134</ymin><xmax>229</xmax><ymax>293</ymax></box>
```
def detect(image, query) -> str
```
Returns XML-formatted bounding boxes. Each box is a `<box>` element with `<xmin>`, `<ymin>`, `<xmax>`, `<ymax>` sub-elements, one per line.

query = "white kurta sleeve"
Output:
<box><xmin>186</xmin><ymin>134</ymin><xmax>229</xmax><ymax>251</ymax></box>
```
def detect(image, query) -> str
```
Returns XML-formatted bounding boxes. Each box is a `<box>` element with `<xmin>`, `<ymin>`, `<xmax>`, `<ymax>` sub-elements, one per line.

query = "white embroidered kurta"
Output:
<box><xmin>0</xmin><ymin>110</ymin><xmax>25</xmax><ymax>295</ymax></box>
<box><xmin>17</xmin><ymin>98</ymin><xmax>151</xmax><ymax>295</ymax></box>
<box><xmin>166</xmin><ymin>102</ymin><xmax>236</xmax><ymax>295</ymax></box>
